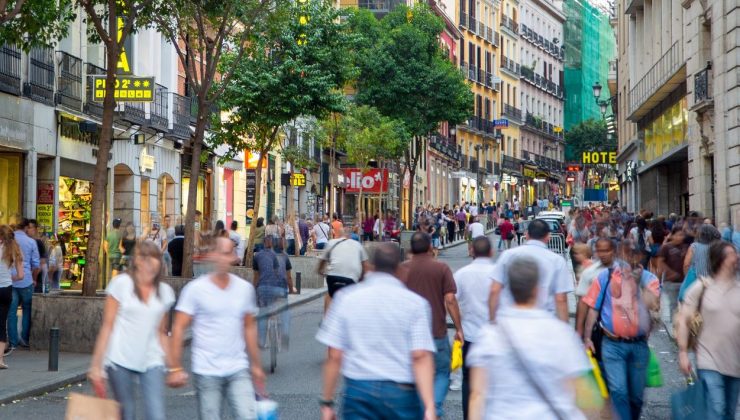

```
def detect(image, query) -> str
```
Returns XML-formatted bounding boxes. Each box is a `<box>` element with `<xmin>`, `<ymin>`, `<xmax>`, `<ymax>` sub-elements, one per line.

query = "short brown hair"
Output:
<box><xmin>708</xmin><ymin>241</ymin><xmax>735</xmax><ymax>277</ymax></box>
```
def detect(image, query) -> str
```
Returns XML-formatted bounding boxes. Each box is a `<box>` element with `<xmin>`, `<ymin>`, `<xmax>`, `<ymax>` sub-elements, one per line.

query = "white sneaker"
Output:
<box><xmin>449</xmin><ymin>379</ymin><xmax>462</xmax><ymax>391</ymax></box>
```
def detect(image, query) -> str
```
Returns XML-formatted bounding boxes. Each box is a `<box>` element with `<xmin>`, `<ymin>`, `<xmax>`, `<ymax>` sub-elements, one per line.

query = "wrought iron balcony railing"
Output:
<box><xmin>500</xmin><ymin>15</ymin><xmax>518</xmax><ymax>35</ymax></box>
<box><xmin>56</xmin><ymin>51</ymin><xmax>83</xmax><ymax>111</ymax></box>
<box><xmin>83</xmin><ymin>63</ymin><xmax>105</xmax><ymax>117</ymax></box>
<box><xmin>23</xmin><ymin>47</ymin><xmax>55</xmax><ymax>105</ymax></box>
<box><xmin>694</xmin><ymin>67</ymin><xmax>712</xmax><ymax>105</ymax></box>
<box><xmin>502</xmin><ymin>104</ymin><xmax>522</xmax><ymax>122</ymax></box>
<box><xmin>0</xmin><ymin>44</ymin><xmax>21</xmax><ymax>95</ymax></box>
<box><xmin>171</xmin><ymin>93</ymin><xmax>191</xmax><ymax>140</ymax></box>
<box><xmin>149</xmin><ymin>84</ymin><xmax>169</xmax><ymax>132</ymax></box>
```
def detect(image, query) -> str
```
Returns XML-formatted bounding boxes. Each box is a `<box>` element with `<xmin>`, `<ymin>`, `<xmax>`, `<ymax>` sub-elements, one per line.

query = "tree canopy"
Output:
<box><xmin>0</xmin><ymin>0</ymin><xmax>74</xmax><ymax>49</ymax></box>
<box><xmin>564</xmin><ymin>118</ymin><xmax>613</xmax><ymax>162</ymax></box>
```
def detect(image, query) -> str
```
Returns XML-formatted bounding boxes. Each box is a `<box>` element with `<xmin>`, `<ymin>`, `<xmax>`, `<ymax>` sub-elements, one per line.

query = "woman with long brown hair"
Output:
<box><xmin>88</xmin><ymin>241</ymin><xmax>175</xmax><ymax>420</ymax></box>
<box><xmin>0</xmin><ymin>225</ymin><xmax>24</xmax><ymax>368</ymax></box>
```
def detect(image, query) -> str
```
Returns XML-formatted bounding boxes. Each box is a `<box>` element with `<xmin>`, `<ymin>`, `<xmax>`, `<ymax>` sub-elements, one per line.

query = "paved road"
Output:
<box><xmin>0</xmin><ymin>233</ymin><xmax>697</xmax><ymax>419</ymax></box>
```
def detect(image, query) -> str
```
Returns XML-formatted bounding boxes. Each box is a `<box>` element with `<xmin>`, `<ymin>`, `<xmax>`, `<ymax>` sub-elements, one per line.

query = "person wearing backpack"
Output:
<box><xmin>630</xmin><ymin>217</ymin><xmax>653</xmax><ymax>268</ymax></box>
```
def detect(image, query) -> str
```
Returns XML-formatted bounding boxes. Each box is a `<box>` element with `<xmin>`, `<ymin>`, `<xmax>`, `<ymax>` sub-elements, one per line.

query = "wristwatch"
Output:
<box><xmin>319</xmin><ymin>398</ymin><xmax>335</xmax><ymax>408</ymax></box>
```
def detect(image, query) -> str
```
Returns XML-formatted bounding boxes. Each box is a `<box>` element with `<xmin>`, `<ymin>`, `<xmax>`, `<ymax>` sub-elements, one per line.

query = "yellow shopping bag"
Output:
<box><xmin>587</xmin><ymin>349</ymin><xmax>609</xmax><ymax>398</ymax></box>
<box><xmin>450</xmin><ymin>340</ymin><xmax>463</xmax><ymax>371</ymax></box>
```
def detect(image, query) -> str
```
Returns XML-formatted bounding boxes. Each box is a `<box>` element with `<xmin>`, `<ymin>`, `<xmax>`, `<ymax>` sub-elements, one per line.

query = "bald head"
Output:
<box><xmin>372</xmin><ymin>243</ymin><xmax>401</xmax><ymax>274</ymax></box>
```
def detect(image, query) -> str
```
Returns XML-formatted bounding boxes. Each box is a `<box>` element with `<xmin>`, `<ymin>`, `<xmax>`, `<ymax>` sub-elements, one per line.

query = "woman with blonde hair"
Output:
<box><xmin>88</xmin><ymin>241</ymin><xmax>176</xmax><ymax>420</ymax></box>
<box><xmin>0</xmin><ymin>225</ymin><xmax>24</xmax><ymax>368</ymax></box>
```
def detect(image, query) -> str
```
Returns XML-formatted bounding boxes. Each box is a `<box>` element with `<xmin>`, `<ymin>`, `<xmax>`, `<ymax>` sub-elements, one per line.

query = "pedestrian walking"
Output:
<box><xmin>496</xmin><ymin>217</ymin><xmax>514</xmax><ymax>250</ymax></box>
<box><xmin>253</xmin><ymin>235</ymin><xmax>295</xmax><ymax>348</ymax></box>
<box><xmin>120</xmin><ymin>222</ymin><xmax>138</xmax><ymax>270</ymax></box>
<box><xmin>676</xmin><ymin>241</ymin><xmax>740</xmax><ymax>420</ymax></box>
<box><xmin>399</xmin><ymin>232</ymin><xmax>463</xmax><ymax>418</ymax></box>
<box><xmin>169</xmin><ymin>237</ymin><xmax>265</xmax><ymax>420</ymax></box>
<box><xmin>88</xmin><ymin>241</ymin><xmax>175</xmax><ymax>420</ymax></box>
<box><xmin>229</xmin><ymin>220</ymin><xmax>244</xmax><ymax>264</ymax></box>
<box><xmin>7</xmin><ymin>219</ymin><xmax>39</xmax><ymax>352</ymax></box>
<box><xmin>167</xmin><ymin>225</ymin><xmax>185</xmax><ymax>277</ymax></box>
<box><xmin>318</xmin><ymin>227</ymin><xmax>369</xmax><ymax>313</ymax></box>
<box><xmin>143</xmin><ymin>221</ymin><xmax>168</xmax><ymax>266</ymax></box>
<box><xmin>629</xmin><ymin>217</ymin><xmax>653</xmax><ymax>268</ymax></box>
<box><xmin>32</xmin><ymin>232</ymin><xmax>48</xmax><ymax>294</ymax></box>
<box><xmin>468</xmin><ymin>257</ymin><xmax>594</xmax><ymax>420</ymax></box>
<box><xmin>47</xmin><ymin>235</ymin><xmax>64</xmax><ymax>291</ymax></box>
<box><xmin>0</xmin><ymin>225</ymin><xmax>24</xmax><ymax>365</ymax></box>
<box><xmin>312</xmin><ymin>215</ymin><xmax>331</xmax><ymax>250</ymax></box>
<box><xmin>331</xmin><ymin>213</ymin><xmax>344</xmax><ymax>239</ymax></box>
<box><xmin>456</xmin><ymin>208</ymin><xmax>468</xmax><ymax>241</ymax></box>
<box><xmin>362</xmin><ymin>213</ymin><xmax>374</xmax><ymax>242</ymax></box>
<box><xmin>679</xmin><ymin>224</ymin><xmax>722</xmax><ymax>301</ymax></box>
<box><xmin>655</xmin><ymin>227</ymin><xmax>687</xmax><ymax>321</ymax></box>
<box><xmin>253</xmin><ymin>217</ymin><xmax>266</xmax><ymax>253</ymax></box>
<box><xmin>489</xmin><ymin>219</ymin><xmax>573</xmax><ymax>323</ymax></box>
<box><xmin>582</xmin><ymin>251</ymin><xmax>661</xmax><ymax>420</ymax></box>
<box><xmin>316</xmin><ymin>243</ymin><xmax>437</xmax><ymax>420</ymax></box>
<box><xmin>574</xmin><ymin>239</ymin><xmax>615</xmax><ymax>338</ymax></box>
<box><xmin>298</xmin><ymin>215</ymin><xmax>310</xmax><ymax>255</ymax></box>
<box><xmin>454</xmin><ymin>236</ymin><xmax>495</xmax><ymax>419</ymax></box>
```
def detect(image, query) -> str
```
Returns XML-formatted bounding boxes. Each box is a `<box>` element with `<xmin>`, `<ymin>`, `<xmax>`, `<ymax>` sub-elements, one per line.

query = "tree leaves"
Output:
<box><xmin>0</xmin><ymin>0</ymin><xmax>74</xmax><ymax>49</ymax></box>
<box><xmin>564</xmin><ymin>118</ymin><xmax>614</xmax><ymax>162</ymax></box>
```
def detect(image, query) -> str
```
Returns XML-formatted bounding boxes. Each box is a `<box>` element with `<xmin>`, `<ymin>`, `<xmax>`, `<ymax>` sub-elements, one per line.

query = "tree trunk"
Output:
<box><xmin>244</xmin><ymin>148</ymin><xmax>268</xmax><ymax>268</ymax></box>
<box><xmin>180</xmin><ymin>105</ymin><xmax>209</xmax><ymax>278</ymax></box>
<box><xmin>81</xmin><ymin>41</ymin><xmax>119</xmax><ymax>296</ymax></box>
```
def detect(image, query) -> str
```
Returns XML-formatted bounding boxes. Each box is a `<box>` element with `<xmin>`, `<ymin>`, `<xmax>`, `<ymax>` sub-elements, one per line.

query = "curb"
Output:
<box><xmin>439</xmin><ymin>229</ymin><xmax>497</xmax><ymax>251</ymax></box>
<box><xmin>0</xmin><ymin>290</ymin><xmax>326</xmax><ymax>405</ymax></box>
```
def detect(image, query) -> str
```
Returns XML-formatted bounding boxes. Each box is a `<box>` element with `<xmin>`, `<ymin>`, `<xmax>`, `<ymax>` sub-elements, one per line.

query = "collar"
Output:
<box><xmin>471</xmin><ymin>257</ymin><xmax>494</xmax><ymax>265</ymax></box>
<box><xmin>499</xmin><ymin>306</ymin><xmax>552</xmax><ymax>319</ymax></box>
<box><xmin>525</xmin><ymin>240</ymin><xmax>548</xmax><ymax>248</ymax></box>
<box><xmin>365</xmin><ymin>272</ymin><xmax>406</xmax><ymax>288</ymax></box>
<box><xmin>14</xmin><ymin>230</ymin><xmax>28</xmax><ymax>238</ymax></box>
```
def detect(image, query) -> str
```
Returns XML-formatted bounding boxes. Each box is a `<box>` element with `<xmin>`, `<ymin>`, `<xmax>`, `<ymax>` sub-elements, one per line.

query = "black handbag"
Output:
<box><xmin>590</xmin><ymin>268</ymin><xmax>613</xmax><ymax>361</ymax></box>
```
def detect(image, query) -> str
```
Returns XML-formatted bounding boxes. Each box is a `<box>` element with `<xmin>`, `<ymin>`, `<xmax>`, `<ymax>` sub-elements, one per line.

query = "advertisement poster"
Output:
<box><xmin>36</xmin><ymin>204</ymin><xmax>54</xmax><ymax>234</ymax></box>
<box><xmin>246</xmin><ymin>169</ymin><xmax>257</xmax><ymax>220</ymax></box>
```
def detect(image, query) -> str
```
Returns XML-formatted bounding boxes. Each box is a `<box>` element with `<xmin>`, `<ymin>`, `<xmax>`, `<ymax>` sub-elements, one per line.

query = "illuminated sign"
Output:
<box><xmin>493</xmin><ymin>119</ymin><xmax>509</xmax><ymax>128</ymax></box>
<box><xmin>522</xmin><ymin>167</ymin><xmax>536</xmax><ymax>178</ymax></box>
<box><xmin>290</xmin><ymin>173</ymin><xmax>306</xmax><ymax>187</ymax></box>
<box><xmin>93</xmin><ymin>76</ymin><xmax>154</xmax><ymax>102</ymax></box>
<box><xmin>566</xmin><ymin>164</ymin><xmax>582</xmax><ymax>172</ymax></box>
<box><xmin>581</xmin><ymin>151</ymin><xmax>617</xmax><ymax>165</ymax></box>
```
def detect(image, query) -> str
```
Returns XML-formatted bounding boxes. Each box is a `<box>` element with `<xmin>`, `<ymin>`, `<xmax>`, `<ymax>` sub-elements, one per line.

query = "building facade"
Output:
<box><xmin>518</xmin><ymin>0</ymin><xmax>566</xmax><ymax>205</ymax></box>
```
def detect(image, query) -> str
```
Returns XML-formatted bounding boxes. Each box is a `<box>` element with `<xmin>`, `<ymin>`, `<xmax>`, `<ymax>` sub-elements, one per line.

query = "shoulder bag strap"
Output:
<box><xmin>499</xmin><ymin>321</ymin><xmax>568</xmax><ymax>420</ymax></box>
<box><xmin>595</xmin><ymin>268</ymin><xmax>613</xmax><ymax>325</ymax></box>
<box><xmin>325</xmin><ymin>238</ymin><xmax>348</xmax><ymax>262</ymax></box>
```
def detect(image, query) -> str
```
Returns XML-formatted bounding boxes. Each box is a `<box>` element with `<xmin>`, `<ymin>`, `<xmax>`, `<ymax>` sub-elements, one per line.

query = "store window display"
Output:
<box><xmin>57</xmin><ymin>177</ymin><xmax>92</xmax><ymax>289</ymax></box>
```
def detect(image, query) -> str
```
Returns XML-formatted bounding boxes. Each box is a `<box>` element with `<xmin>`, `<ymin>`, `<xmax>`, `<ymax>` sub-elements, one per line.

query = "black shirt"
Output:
<box><xmin>168</xmin><ymin>236</ymin><xmax>185</xmax><ymax>276</ymax></box>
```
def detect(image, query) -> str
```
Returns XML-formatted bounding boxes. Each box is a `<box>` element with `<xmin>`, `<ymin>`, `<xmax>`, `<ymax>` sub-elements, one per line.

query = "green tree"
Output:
<box><xmin>214</xmin><ymin>0</ymin><xmax>357</xmax><ymax>266</ymax></box>
<box><xmin>564</xmin><ymin>118</ymin><xmax>613</xmax><ymax>162</ymax></box>
<box><xmin>350</xmin><ymin>5</ymin><xmax>472</xmax><ymax>225</ymax></box>
<box><xmin>152</xmin><ymin>0</ymin><xmax>281</xmax><ymax>277</ymax></box>
<box><xmin>335</xmin><ymin>105</ymin><xmax>407</xmax><ymax>219</ymax></box>
<box><xmin>78</xmin><ymin>0</ymin><xmax>161</xmax><ymax>296</ymax></box>
<box><xmin>0</xmin><ymin>0</ymin><xmax>74</xmax><ymax>49</ymax></box>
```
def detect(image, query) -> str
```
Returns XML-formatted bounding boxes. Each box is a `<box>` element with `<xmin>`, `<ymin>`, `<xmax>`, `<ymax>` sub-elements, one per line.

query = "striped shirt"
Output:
<box><xmin>316</xmin><ymin>272</ymin><xmax>435</xmax><ymax>383</ymax></box>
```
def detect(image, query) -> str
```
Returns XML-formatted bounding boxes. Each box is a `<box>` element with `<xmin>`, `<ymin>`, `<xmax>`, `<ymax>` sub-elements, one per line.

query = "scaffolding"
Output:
<box><xmin>563</xmin><ymin>0</ymin><xmax>616</xmax><ymax>132</ymax></box>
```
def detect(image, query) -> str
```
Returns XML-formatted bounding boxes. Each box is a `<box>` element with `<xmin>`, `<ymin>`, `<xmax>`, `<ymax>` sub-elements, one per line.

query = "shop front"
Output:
<box><xmin>0</xmin><ymin>152</ymin><xmax>23</xmax><ymax>225</ymax></box>
<box><xmin>182</xmin><ymin>150</ymin><xmax>213</xmax><ymax>231</ymax></box>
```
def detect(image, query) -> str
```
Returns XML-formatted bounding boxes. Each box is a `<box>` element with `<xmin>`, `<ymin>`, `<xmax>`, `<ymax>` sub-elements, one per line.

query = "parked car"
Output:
<box><xmin>536</xmin><ymin>212</ymin><xmax>566</xmax><ymax>235</ymax></box>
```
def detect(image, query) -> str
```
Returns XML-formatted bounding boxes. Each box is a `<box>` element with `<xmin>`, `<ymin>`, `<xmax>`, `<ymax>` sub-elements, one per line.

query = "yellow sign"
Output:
<box><xmin>581</xmin><ymin>151</ymin><xmax>617</xmax><ymax>165</ymax></box>
<box><xmin>139</xmin><ymin>147</ymin><xmax>156</xmax><ymax>172</ymax></box>
<box><xmin>523</xmin><ymin>167</ymin><xmax>536</xmax><ymax>178</ymax></box>
<box><xmin>117</xmin><ymin>16</ymin><xmax>131</xmax><ymax>73</ymax></box>
<box><xmin>36</xmin><ymin>204</ymin><xmax>54</xmax><ymax>234</ymax></box>
<box><xmin>290</xmin><ymin>173</ymin><xmax>306</xmax><ymax>187</ymax></box>
<box><xmin>93</xmin><ymin>76</ymin><xmax>154</xmax><ymax>102</ymax></box>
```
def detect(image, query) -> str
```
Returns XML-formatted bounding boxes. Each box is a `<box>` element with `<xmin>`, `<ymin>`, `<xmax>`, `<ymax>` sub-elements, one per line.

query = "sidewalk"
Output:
<box><xmin>0</xmin><ymin>288</ymin><xmax>326</xmax><ymax>405</ymax></box>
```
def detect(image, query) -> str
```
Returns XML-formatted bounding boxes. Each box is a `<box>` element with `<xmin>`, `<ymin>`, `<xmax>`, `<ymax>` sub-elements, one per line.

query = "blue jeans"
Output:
<box><xmin>257</xmin><ymin>286</ymin><xmax>289</xmax><ymax>347</ymax></box>
<box><xmin>601</xmin><ymin>337</ymin><xmax>649</xmax><ymax>420</ymax></box>
<box><xmin>343</xmin><ymin>378</ymin><xmax>421</xmax><ymax>419</ymax></box>
<box><xmin>698</xmin><ymin>369</ymin><xmax>740</xmax><ymax>420</ymax></box>
<box><xmin>433</xmin><ymin>337</ymin><xmax>451</xmax><ymax>417</ymax></box>
<box><xmin>8</xmin><ymin>285</ymin><xmax>32</xmax><ymax>347</ymax></box>
<box><xmin>194</xmin><ymin>369</ymin><xmax>256</xmax><ymax>420</ymax></box>
<box><xmin>286</xmin><ymin>239</ymin><xmax>296</xmax><ymax>256</ymax></box>
<box><xmin>106</xmin><ymin>363</ymin><xmax>166</xmax><ymax>420</ymax></box>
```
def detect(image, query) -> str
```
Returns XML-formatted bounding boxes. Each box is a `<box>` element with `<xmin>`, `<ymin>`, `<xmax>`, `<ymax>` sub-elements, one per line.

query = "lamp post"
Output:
<box><xmin>474</xmin><ymin>143</ymin><xmax>490</xmax><ymax>204</ymax></box>
<box><xmin>592</xmin><ymin>82</ymin><xmax>618</xmax><ymax>202</ymax></box>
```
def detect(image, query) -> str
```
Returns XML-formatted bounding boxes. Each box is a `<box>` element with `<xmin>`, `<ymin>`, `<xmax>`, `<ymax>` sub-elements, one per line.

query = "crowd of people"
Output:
<box><xmin>1</xmin><ymin>198</ymin><xmax>739</xmax><ymax>420</ymax></box>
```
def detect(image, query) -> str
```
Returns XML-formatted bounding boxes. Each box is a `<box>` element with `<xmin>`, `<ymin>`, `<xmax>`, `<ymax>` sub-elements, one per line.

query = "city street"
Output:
<box><xmin>0</xmin><ymin>234</ymin><xmax>693</xmax><ymax>419</ymax></box>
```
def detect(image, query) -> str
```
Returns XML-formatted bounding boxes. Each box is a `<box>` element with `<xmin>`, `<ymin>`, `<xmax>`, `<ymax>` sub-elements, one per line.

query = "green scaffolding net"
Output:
<box><xmin>563</xmin><ymin>0</ymin><xmax>615</xmax><ymax>134</ymax></box>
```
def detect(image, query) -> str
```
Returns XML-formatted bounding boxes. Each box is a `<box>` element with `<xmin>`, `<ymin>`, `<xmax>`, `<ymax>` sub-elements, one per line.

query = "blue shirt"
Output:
<box><xmin>13</xmin><ymin>230</ymin><xmax>40</xmax><ymax>288</ymax></box>
<box><xmin>252</xmin><ymin>249</ymin><xmax>291</xmax><ymax>289</ymax></box>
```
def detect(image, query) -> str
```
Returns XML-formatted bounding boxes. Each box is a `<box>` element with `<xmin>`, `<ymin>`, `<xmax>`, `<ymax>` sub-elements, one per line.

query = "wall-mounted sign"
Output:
<box><xmin>493</xmin><ymin>119</ymin><xmax>509</xmax><ymax>128</ymax></box>
<box><xmin>522</xmin><ymin>167</ymin><xmax>536</xmax><ymax>178</ymax></box>
<box><xmin>93</xmin><ymin>76</ymin><xmax>154</xmax><ymax>102</ymax></box>
<box><xmin>139</xmin><ymin>147</ymin><xmax>155</xmax><ymax>172</ymax></box>
<box><xmin>37</xmin><ymin>183</ymin><xmax>55</xmax><ymax>205</ymax></box>
<box><xmin>566</xmin><ymin>176</ymin><xmax>576</xmax><ymax>182</ymax></box>
<box><xmin>626</xmin><ymin>160</ymin><xmax>636</xmax><ymax>182</ymax></box>
<box><xmin>245</xmin><ymin>169</ymin><xmax>256</xmax><ymax>220</ymax></box>
<box><xmin>343</xmin><ymin>168</ymin><xmax>389</xmax><ymax>194</ymax></box>
<box><xmin>36</xmin><ymin>204</ymin><xmax>54</xmax><ymax>234</ymax></box>
<box><xmin>290</xmin><ymin>173</ymin><xmax>306</xmax><ymax>187</ymax></box>
<box><xmin>502</xmin><ymin>174</ymin><xmax>518</xmax><ymax>185</ymax></box>
<box><xmin>581</xmin><ymin>151</ymin><xmax>617</xmax><ymax>165</ymax></box>
<box><xmin>450</xmin><ymin>171</ymin><xmax>467</xmax><ymax>178</ymax></box>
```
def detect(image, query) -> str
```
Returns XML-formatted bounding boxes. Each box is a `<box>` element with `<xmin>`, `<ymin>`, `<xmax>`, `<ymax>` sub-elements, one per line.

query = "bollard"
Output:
<box><xmin>49</xmin><ymin>327</ymin><xmax>60</xmax><ymax>371</ymax></box>
<box><xmin>296</xmin><ymin>272</ymin><xmax>302</xmax><ymax>294</ymax></box>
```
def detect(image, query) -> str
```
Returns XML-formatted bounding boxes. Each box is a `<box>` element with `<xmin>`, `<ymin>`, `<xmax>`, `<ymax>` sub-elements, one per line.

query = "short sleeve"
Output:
<box><xmin>681</xmin><ymin>278</ymin><xmax>704</xmax><ymax>313</ymax></box>
<box><xmin>106</xmin><ymin>274</ymin><xmax>130</xmax><ymax>303</ymax></box>
<box><xmin>176</xmin><ymin>281</ymin><xmax>198</xmax><ymax>315</ymax></box>
<box><xmin>491</xmin><ymin>256</ymin><xmax>507</xmax><ymax>286</ymax></box>
<box><xmin>315</xmin><ymin>293</ymin><xmax>347</xmax><ymax>350</ymax></box>
<box><xmin>442</xmin><ymin>265</ymin><xmax>456</xmax><ymax>295</ymax></box>
<box><xmin>159</xmin><ymin>283</ymin><xmax>176</xmax><ymax>308</ymax></box>
<box><xmin>408</xmin><ymin>300</ymin><xmax>435</xmax><ymax>352</ymax></box>
<box><xmin>243</xmin><ymin>283</ymin><xmax>258</xmax><ymax>316</ymax></box>
<box><xmin>641</xmin><ymin>271</ymin><xmax>660</xmax><ymax>297</ymax></box>
<box><xmin>554</xmin><ymin>258</ymin><xmax>574</xmax><ymax>294</ymax></box>
<box><xmin>582</xmin><ymin>272</ymin><xmax>606</xmax><ymax>309</ymax></box>
<box><xmin>359</xmin><ymin>244</ymin><xmax>369</xmax><ymax>262</ymax></box>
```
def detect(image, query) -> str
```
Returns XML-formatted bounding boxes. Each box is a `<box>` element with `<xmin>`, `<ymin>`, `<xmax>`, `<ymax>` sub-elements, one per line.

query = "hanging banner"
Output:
<box><xmin>343</xmin><ymin>168</ymin><xmax>389</xmax><ymax>194</ymax></box>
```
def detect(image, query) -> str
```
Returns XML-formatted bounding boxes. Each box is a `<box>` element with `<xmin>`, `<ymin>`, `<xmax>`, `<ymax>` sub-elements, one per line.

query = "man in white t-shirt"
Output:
<box><xmin>169</xmin><ymin>237</ymin><xmax>264</xmax><ymax>419</ymax></box>
<box><xmin>467</xmin><ymin>217</ymin><xmax>485</xmax><ymax>239</ymax></box>
<box><xmin>229</xmin><ymin>220</ymin><xmax>244</xmax><ymax>264</ymax></box>
<box><xmin>318</xmin><ymin>227</ymin><xmax>369</xmax><ymax>313</ymax></box>
<box><xmin>312</xmin><ymin>216</ymin><xmax>332</xmax><ymax>250</ymax></box>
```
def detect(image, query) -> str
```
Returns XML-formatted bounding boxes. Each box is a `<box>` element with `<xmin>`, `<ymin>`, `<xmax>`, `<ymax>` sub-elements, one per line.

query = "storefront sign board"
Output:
<box><xmin>37</xmin><ymin>183</ymin><xmax>55</xmax><ymax>204</ymax></box>
<box><xmin>246</xmin><ymin>169</ymin><xmax>257</xmax><ymax>220</ymax></box>
<box><xmin>343</xmin><ymin>168</ymin><xmax>389</xmax><ymax>194</ymax></box>
<box><xmin>36</xmin><ymin>204</ymin><xmax>54</xmax><ymax>234</ymax></box>
<box><xmin>290</xmin><ymin>173</ymin><xmax>306</xmax><ymax>187</ymax></box>
<box><xmin>92</xmin><ymin>76</ymin><xmax>155</xmax><ymax>102</ymax></box>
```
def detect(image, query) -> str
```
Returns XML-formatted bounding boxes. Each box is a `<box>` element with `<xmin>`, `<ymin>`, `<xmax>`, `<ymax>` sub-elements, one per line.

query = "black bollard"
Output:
<box><xmin>296</xmin><ymin>272</ymin><xmax>302</xmax><ymax>294</ymax></box>
<box><xmin>49</xmin><ymin>327</ymin><xmax>60</xmax><ymax>371</ymax></box>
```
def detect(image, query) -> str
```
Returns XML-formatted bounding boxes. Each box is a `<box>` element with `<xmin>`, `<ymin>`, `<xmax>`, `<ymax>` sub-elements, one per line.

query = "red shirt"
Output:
<box><xmin>499</xmin><ymin>220</ymin><xmax>514</xmax><ymax>239</ymax></box>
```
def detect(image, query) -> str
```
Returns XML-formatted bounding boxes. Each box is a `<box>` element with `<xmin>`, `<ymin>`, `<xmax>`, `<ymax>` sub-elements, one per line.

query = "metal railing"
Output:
<box><xmin>429</xmin><ymin>133</ymin><xmax>459</xmax><ymax>161</ymax></box>
<box><xmin>694</xmin><ymin>67</ymin><xmax>712</xmax><ymax>104</ymax></box>
<box><xmin>502</xmin><ymin>104</ymin><xmax>522</xmax><ymax>122</ymax></box>
<box><xmin>84</xmin><ymin>63</ymin><xmax>105</xmax><ymax>117</ymax></box>
<box><xmin>629</xmin><ymin>42</ymin><xmax>684</xmax><ymax>116</ymax></box>
<box><xmin>24</xmin><ymin>47</ymin><xmax>55</xmax><ymax>105</ymax></box>
<box><xmin>501</xmin><ymin>56</ymin><xmax>520</xmax><ymax>76</ymax></box>
<box><xmin>0</xmin><ymin>44</ymin><xmax>22</xmax><ymax>95</ymax></box>
<box><xmin>171</xmin><ymin>93</ymin><xmax>191</xmax><ymax>140</ymax></box>
<box><xmin>56</xmin><ymin>51</ymin><xmax>83</xmax><ymax>111</ymax></box>
<box><xmin>150</xmin><ymin>84</ymin><xmax>169</xmax><ymax>132</ymax></box>
<box><xmin>120</xmin><ymin>101</ymin><xmax>146</xmax><ymax>125</ymax></box>
<box><xmin>501</xmin><ymin>15</ymin><xmax>518</xmax><ymax>34</ymax></box>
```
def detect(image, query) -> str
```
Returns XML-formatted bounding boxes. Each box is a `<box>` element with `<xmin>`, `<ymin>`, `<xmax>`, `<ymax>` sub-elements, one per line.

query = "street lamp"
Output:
<box><xmin>474</xmin><ymin>143</ymin><xmax>490</xmax><ymax>204</ymax></box>
<box><xmin>592</xmin><ymin>81</ymin><xmax>614</xmax><ymax>118</ymax></box>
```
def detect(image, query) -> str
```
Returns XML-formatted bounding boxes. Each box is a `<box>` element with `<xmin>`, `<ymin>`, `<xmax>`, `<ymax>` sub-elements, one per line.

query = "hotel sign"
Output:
<box><xmin>582</xmin><ymin>151</ymin><xmax>617</xmax><ymax>165</ymax></box>
<box><xmin>93</xmin><ymin>76</ymin><xmax>154</xmax><ymax>102</ymax></box>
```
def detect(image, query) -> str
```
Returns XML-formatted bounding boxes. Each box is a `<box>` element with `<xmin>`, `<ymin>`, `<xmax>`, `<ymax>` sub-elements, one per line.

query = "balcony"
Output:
<box><xmin>0</xmin><ymin>44</ymin><xmax>22</xmax><ymax>95</ymax></box>
<box><xmin>485</xmin><ymin>160</ymin><xmax>493</xmax><ymax>174</ymax></box>
<box><xmin>171</xmin><ymin>93</ymin><xmax>191</xmax><ymax>140</ymax></box>
<box><xmin>524</xmin><ymin>112</ymin><xmax>564</xmax><ymax>140</ymax></box>
<box><xmin>608</xmin><ymin>59</ymin><xmax>617</xmax><ymax>93</ymax></box>
<box><xmin>429</xmin><ymin>133</ymin><xmax>459</xmax><ymax>161</ymax></box>
<box><xmin>23</xmin><ymin>47</ymin><xmax>55</xmax><ymax>105</ymax></box>
<box><xmin>56</xmin><ymin>52</ymin><xmax>83</xmax><ymax>111</ymax></box>
<box><xmin>149</xmin><ymin>84</ymin><xmax>169</xmax><ymax>132</ymax></box>
<box><xmin>83</xmin><ymin>63</ymin><xmax>105</xmax><ymax>118</ymax></box>
<box><xmin>478</xmin><ymin>22</ymin><xmax>487</xmax><ymax>39</ymax></box>
<box><xmin>460</xmin><ymin>12</ymin><xmax>469</xmax><ymax>29</ymax></box>
<box><xmin>500</xmin><ymin>15</ymin><xmax>519</xmax><ymax>38</ymax></box>
<box><xmin>628</xmin><ymin>41</ymin><xmax>685</xmax><ymax>122</ymax></box>
<box><xmin>502</xmin><ymin>104</ymin><xmax>522</xmax><ymax>123</ymax></box>
<box><xmin>500</xmin><ymin>56</ymin><xmax>520</xmax><ymax>78</ymax></box>
<box><xmin>119</xmin><ymin>101</ymin><xmax>146</xmax><ymax>125</ymax></box>
<box><xmin>485</xmin><ymin>27</ymin><xmax>500</xmax><ymax>48</ymax></box>
<box><xmin>692</xmin><ymin>67</ymin><xmax>713</xmax><ymax>112</ymax></box>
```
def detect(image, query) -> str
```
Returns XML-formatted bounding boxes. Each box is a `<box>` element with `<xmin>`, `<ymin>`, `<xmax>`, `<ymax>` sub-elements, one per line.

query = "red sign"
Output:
<box><xmin>343</xmin><ymin>168</ymin><xmax>389</xmax><ymax>194</ymax></box>
<box><xmin>37</xmin><ymin>183</ymin><xmax>55</xmax><ymax>204</ymax></box>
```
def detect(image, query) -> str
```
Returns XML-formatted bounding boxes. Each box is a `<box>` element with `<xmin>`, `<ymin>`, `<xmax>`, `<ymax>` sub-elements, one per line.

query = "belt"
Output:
<box><xmin>602</xmin><ymin>328</ymin><xmax>646</xmax><ymax>343</ymax></box>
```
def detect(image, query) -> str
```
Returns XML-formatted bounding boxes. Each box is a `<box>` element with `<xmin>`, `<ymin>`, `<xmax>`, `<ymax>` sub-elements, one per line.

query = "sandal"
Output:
<box><xmin>0</xmin><ymin>361</ymin><xmax>8</xmax><ymax>369</ymax></box>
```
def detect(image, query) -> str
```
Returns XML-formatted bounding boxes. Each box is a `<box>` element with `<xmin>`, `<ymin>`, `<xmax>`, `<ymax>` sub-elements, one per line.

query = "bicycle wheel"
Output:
<box><xmin>269</xmin><ymin>317</ymin><xmax>277</xmax><ymax>373</ymax></box>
